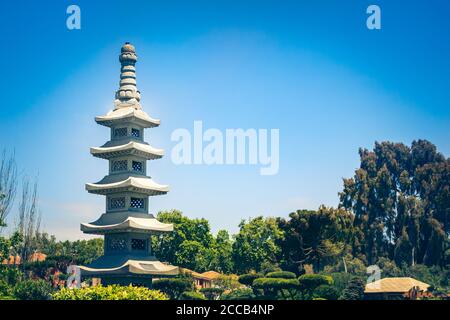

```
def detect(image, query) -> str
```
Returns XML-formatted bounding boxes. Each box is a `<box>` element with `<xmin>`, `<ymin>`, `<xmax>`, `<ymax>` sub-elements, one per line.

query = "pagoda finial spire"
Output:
<box><xmin>115</xmin><ymin>42</ymin><xmax>141</xmax><ymax>108</ymax></box>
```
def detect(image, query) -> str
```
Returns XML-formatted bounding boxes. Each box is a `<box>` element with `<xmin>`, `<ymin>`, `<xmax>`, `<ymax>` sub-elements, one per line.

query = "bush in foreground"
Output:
<box><xmin>221</xmin><ymin>288</ymin><xmax>255</xmax><ymax>300</ymax></box>
<box><xmin>179</xmin><ymin>291</ymin><xmax>206</xmax><ymax>300</ymax></box>
<box><xmin>52</xmin><ymin>285</ymin><xmax>168</xmax><ymax>300</ymax></box>
<box><xmin>13</xmin><ymin>279</ymin><xmax>54</xmax><ymax>300</ymax></box>
<box><xmin>200</xmin><ymin>287</ymin><xmax>224</xmax><ymax>300</ymax></box>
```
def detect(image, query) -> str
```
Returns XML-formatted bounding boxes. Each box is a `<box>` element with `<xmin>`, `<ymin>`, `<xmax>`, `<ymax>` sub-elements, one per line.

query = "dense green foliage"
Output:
<box><xmin>151</xmin><ymin>210</ymin><xmax>233</xmax><ymax>273</ymax></box>
<box><xmin>0</xmin><ymin>266</ymin><xmax>23</xmax><ymax>299</ymax></box>
<box><xmin>200</xmin><ymin>287</ymin><xmax>224</xmax><ymax>300</ymax></box>
<box><xmin>232</xmin><ymin>216</ymin><xmax>283</xmax><ymax>274</ymax></box>
<box><xmin>238</xmin><ymin>273</ymin><xmax>262</xmax><ymax>286</ymax></box>
<box><xmin>277</xmin><ymin>207</ymin><xmax>354</xmax><ymax>273</ymax></box>
<box><xmin>13</xmin><ymin>279</ymin><xmax>53</xmax><ymax>300</ymax></box>
<box><xmin>35</xmin><ymin>234</ymin><xmax>104</xmax><ymax>265</ymax></box>
<box><xmin>313</xmin><ymin>285</ymin><xmax>339</xmax><ymax>300</ymax></box>
<box><xmin>339</xmin><ymin>140</ymin><xmax>449</xmax><ymax>266</ymax></box>
<box><xmin>221</xmin><ymin>288</ymin><xmax>255</xmax><ymax>300</ymax></box>
<box><xmin>253</xmin><ymin>278</ymin><xmax>300</xmax><ymax>299</ymax></box>
<box><xmin>298</xmin><ymin>274</ymin><xmax>333</xmax><ymax>299</ymax></box>
<box><xmin>265</xmin><ymin>271</ymin><xmax>296</xmax><ymax>279</ymax></box>
<box><xmin>0</xmin><ymin>139</ymin><xmax>448</xmax><ymax>300</ymax></box>
<box><xmin>179</xmin><ymin>291</ymin><xmax>207</xmax><ymax>300</ymax></box>
<box><xmin>339</xmin><ymin>277</ymin><xmax>365</xmax><ymax>300</ymax></box>
<box><xmin>52</xmin><ymin>285</ymin><xmax>168</xmax><ymax>300</ymax></box>
<box><xmin>152</xmin><ymin>277</ymin><xmax>193</xmax><ymax>299</ymax></box>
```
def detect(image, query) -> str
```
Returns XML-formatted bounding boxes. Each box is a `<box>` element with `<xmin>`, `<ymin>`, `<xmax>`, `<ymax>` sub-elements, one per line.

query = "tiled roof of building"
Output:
<box><xmin>365</xmin><ymin>277</ymin><xmax>430</xmax><ymax>293</ymax></box>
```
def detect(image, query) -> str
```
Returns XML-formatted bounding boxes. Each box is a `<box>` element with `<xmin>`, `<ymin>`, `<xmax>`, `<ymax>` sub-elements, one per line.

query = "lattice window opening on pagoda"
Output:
<box><xmin>108</xmin><ymin>237</ymin><xmax>127</xmax><ymax>251</ymax></box>
<box><xmin>131</xmin><ymin>128</ymin><xmax>141</xmax><ymax>138</ymax></box>
<box><xmin>114</xmin><ymin>127</ymin><xmax>127</xmax><ymax>137</ymax></box>
<box><xmin>132</xmin><ymin>161</ymin><xmax>143</xmax><ymax>172</ymax></box>
<box><xmin>111</xmin><ymin>160</ymin><xmax>128</xmax><ymax>172</ymax></box>
<box><xmin>131</xmin><ymin>239</ymin><xmax>146</xmax><ymax>251</ymax></box>
<box><xmin>130</xmin><ymin>197</ymin><xmax>145</xmax><ymax>209</ymax></box>
<box><xmin>109</xmin><ymin>197</ymin><xmax>126</xmax><ymax>210</ymax></box>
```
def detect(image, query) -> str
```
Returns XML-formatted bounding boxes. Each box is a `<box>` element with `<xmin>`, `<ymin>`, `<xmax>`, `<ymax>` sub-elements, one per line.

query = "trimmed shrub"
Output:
<box><xmin>253</xmin><ymin>278</ymin><xmax>300</xmax><ymax>299</ymax></box>
<box><xmin>298</xmin><ymin>274</ymin><xmax>334</xmax><ymax>299</ymax></box>
<box><xmin>200</xmin><ymin>287</ymin><xmax>224</xmax><ymax>300</ymax></box>
<box><xmin>238</xmin><ymin>273</ymin><xmax>262</xmax><ymax>286</ymax></box>
<box><xmin>253</xmin><ymin>278</ymin><xmax>300</xmax><ymax>290</ymax></box>
<box><xmin>52</xmin><ymin>285</ymin><xmax>168</xmax><ymax>300</ymax></box>
<box><xmin>179</xmin><ymin>291</ymin><xmax>206</xmax><ymax>300</ymax></box>
<box><xmin>221</xmin><ymin>288</ymin><xmax>255</xmax><ymax>300</ymax></box>
<box><xmin>298</xmin><ymin>274</ymin><xmax>333</xmax><ymax>291</ymax></box>
<box><xmin>265</xmin><ymin>271</ymin><xmax>296</xmax><ymax>279</ymax></box>
<box><xmin>313</xmin><ymin>285</ymin><xmax>339</xmax><ymax>300</ymax></box>
<box><xmin>152</xmin><ymin>278</ymin><xmax>193</xmax><ymax>300</ymax></box>
<box><xmin>13</xmin><ymin>279</ymin><xmax>53</xmax><ymax>300</ymax></box>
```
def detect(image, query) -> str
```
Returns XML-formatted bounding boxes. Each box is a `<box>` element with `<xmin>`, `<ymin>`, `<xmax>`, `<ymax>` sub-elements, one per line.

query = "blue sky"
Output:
<box><xmin>0</xmin><ymin>0</ymin><xmax>449</xmax><ymax>240</ymax></box>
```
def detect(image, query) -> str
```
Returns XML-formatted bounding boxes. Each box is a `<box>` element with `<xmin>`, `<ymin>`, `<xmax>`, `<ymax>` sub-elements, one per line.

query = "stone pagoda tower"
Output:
<box><xmin>80</xmin><ymin>42</ymin><xmax>178</xmax><ymax>286</ymax></box>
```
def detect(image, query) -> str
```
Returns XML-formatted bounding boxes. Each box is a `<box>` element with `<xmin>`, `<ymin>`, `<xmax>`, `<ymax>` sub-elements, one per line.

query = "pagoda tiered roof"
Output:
<box><xmin>80</xmin><ymin>42</ymin><xmax>178</xmax><ymax>283</ymax></box>
<box><xmin>91</xmin><ymin>141</ymin><xmax>164</xmax><ymax>160</ymax></box>
<box><xmin>81</xmin><ymin>216</ymin><xmax>173</xmax><ymax>234</ymax></box>
<box><xmin>86</xmin><ymin>176</ymin><xmax>169</xmax><ymax>195</ymax></box>
<box><xmin>95</xmin><ymin>105</ymin><xmax>160</xmax><ymax>128</ymax></box>
<box><xmin>80</xmin><ymin>256</ymin><xmax>179</xmax><ymax>276</ymax></box>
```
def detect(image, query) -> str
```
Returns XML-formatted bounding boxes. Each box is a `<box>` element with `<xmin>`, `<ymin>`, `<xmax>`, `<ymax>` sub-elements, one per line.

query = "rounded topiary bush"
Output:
<box><xmin>179</xmin><ymin>291</ymin><xmax>206</xmax><ymax>300</ymax></box>
<box><xmin>265</xmin><ymin>271</ymin><xmax>297</xmax><ymax>279</ymax></box>
<box><xmin>298</xmin><ymin>274</ymin><xmax>334</xmax><ymax>299</ymax></box>
<box><xmin>152</xmin><ymin>278</ymin><xmax>193</xmax><ymax>299</ymax></box>
<box><xmin>298</xmin><ymin>274</ymin><xmax>333</xmax><ymax>290</ymax></box>
<box><xmin>238</xmin><ymin>273</ymin><xmax>262</xmax><ymax>286</ymax></box>
<box><xmin>313</xmin><ymin>284</ymin><xmax>339</xmax><ymax>300</ymax></box>
<box><xmin>52</xmin><ymin>285</ymin><xmax>168</xmax><ymax>300</ymax></box>
<box><xmin>252</xmin><ymin>278</ymin><xmax>300</xmax><ymax>299</ymax></box>
<box><xmin>252</xmin><ymin>278</ymin><xmax>300</xmax><ymax>290</ymax></box>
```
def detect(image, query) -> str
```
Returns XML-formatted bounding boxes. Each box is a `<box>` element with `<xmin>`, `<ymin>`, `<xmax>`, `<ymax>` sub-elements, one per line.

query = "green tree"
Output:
<box><xmin>339</xmin><ymin>140</ymin><xmax>449</xmax><ymax>266</ymax></box>
<box><xmin>232</xmin><ymin>216</ymin><xmax>283</xmax><ymax>274</ymax></box>
<box><xmin>339</xmin><ymin>277</ymin><xmax>365</xmax><ymax>300</ymax></box>
<box><xmin>210</xmin><ymin>230</ymin><xmax>234</xmax><ymax>273</ymax></box>
<box><xmin>151</xmin><ymin>210</ymin><xmax>217</xmax><ymax>272</ymax></box>
<box><xmin>277</xmin><ymin>207</ymin><xmax>354</xmax><ymax>273</ymax></box>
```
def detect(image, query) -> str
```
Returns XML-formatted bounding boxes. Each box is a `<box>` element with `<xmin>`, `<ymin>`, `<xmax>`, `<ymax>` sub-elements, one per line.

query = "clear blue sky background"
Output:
<box><xmin>0</xmin><ymin>0</ymin><xmax>449</xmax><ymax>240</ymax></box>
